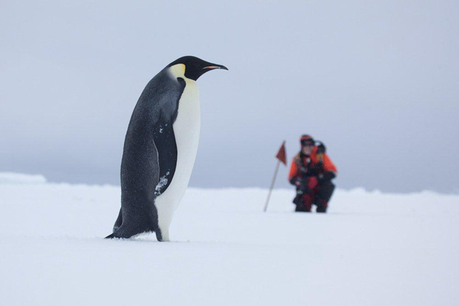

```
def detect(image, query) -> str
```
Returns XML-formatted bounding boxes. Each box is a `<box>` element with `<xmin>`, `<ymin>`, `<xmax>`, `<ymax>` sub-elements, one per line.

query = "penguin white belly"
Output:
<box><xmin>154</xmin><ymin>80</ymin><xmax>200</xmax><ymax>240</ymax></box>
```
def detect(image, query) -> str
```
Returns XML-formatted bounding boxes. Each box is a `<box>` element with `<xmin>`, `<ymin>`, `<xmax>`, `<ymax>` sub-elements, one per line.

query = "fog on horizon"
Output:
<box><xmin>1</xmin><ymin>1</ymin><xmax>458</xmax><ymax>193</ymax></box>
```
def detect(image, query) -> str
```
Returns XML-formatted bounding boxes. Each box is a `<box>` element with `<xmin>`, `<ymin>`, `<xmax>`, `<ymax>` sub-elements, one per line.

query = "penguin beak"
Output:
<box><xmin>203</xmin><ymin>64</ymin><xmax>229</xmax><ymax>71</ymax></box>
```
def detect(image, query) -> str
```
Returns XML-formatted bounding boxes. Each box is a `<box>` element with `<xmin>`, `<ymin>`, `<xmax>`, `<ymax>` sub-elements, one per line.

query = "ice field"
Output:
<box><xmin>0</xmin><ymin>174</ymin><xmax>458</xmax><ymax>306</ymax></box>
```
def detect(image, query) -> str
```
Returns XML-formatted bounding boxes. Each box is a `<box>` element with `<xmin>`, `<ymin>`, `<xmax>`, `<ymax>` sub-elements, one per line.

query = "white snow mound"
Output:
<box><xmin>0</xmin><ymin>172</ymin><xmax>47</xmax><ymax>185</ymax></box>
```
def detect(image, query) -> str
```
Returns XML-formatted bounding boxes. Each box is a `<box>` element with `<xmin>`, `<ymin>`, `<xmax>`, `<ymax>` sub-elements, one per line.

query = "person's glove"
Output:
<box><xmin>296</xmin><ymin>179</ymin><xmax>311</xmax><ymax>195</ymax></box>
<box><xmin>318</xmin><ymin>171</ymin><xmax>336</xmax><ymax>182</ymax></box>
<box><xmin>290</xmin><ymin>177</ymin><xmax>299</xmax><ymax>186</ymax></box>
<box><xmin>290</xmin><ymin>177</ymin><xmax>307</xmax><ymax>187</ymax></box>
<box><xmin>289</xmin><ymin>177</ymin><xmax>306</xmax><ymax>193</ymax></box>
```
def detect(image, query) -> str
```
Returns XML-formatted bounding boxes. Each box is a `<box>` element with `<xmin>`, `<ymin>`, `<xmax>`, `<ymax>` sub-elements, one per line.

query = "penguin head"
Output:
<box><xmin>167</xmin><ymin>56</ymin><xmax>228</xmax><ymax>81</ymax></box>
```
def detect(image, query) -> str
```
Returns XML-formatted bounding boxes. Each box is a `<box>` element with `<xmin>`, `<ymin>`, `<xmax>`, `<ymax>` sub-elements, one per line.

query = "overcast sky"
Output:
<box><xmin>1</xmin><ymin>1</ymin><xmax>458</xmax><ymax>193</ymax></box>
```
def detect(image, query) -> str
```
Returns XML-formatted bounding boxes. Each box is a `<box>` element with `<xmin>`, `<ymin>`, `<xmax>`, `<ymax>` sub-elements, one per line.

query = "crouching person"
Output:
<box><xmin>288</xmin><ymin>135</ymin><xmax>337</xmax><ymax>213</ymax></box>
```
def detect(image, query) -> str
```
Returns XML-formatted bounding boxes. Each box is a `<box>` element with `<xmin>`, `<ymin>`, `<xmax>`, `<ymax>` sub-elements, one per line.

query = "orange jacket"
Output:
<box><xmin>288</xmin><ymin>146</ymin><xmax>337</xmax><ymax>181</ymax></box>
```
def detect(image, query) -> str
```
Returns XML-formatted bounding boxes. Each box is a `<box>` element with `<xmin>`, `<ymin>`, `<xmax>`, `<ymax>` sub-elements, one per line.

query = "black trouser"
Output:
<box><xmin>293</xmin><ymin>179</ymin><xmax>335</xmax><ymax>213</ymax></box>
<box><xmin>314</xmin><ymin>179</ymin><xmax>335</xmax><ymax>213</ymax></box>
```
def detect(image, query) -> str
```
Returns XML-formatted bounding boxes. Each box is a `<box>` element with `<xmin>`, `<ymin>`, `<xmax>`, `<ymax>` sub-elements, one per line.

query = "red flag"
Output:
<box><xmin>275</xmin><ymin>141</ymin><xmax>287</xmax><ymax>166</ymax></box>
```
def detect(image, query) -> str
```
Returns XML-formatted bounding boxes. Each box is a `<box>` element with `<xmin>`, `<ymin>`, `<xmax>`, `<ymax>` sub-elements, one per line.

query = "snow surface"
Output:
<box><xmin>0</xmin><ymin>174</ymin><xmax>458</xmax><ymax>306</ymax></box>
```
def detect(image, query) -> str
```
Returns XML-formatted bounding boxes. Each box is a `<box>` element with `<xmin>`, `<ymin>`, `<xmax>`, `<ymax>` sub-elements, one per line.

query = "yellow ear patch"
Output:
<box><xmin>169</xmin><ymin>63</ymin><xmax>186</xmax><ymax>78</ymax></box>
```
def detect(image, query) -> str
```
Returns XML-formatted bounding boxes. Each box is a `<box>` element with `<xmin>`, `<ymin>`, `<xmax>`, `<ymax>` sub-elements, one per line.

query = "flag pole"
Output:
<box><xmin>264</xmin><ymin>159</ymin><xmax>281</xmax><ymax>212</ymax></box>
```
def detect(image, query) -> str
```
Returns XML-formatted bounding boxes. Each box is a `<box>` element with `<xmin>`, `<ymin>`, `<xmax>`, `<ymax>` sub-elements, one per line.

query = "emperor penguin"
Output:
<box><xmin>106</xmin><ymin>56</ymin><xmax>227</xmax><ymax>241</ymax></box>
